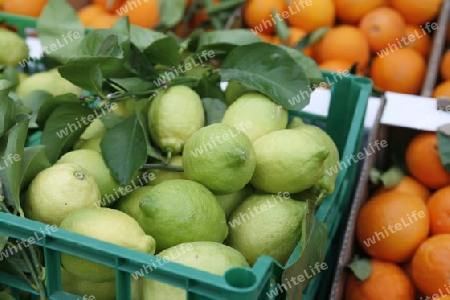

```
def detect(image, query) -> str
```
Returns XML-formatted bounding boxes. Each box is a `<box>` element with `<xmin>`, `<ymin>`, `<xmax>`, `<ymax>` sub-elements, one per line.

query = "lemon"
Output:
<box><xmin>79</xmin><ymin>118</ymin><xmax>107</xmax><ymax>140</ymax></box>
<box><xmin>111</xmin><ymin>98</ymin><xmax>136</xmax><ymax>118</ymax></box>
<box><xmin>293</xmin><ymin>124</ymin><xmax>340</xmax><ymax>201</ymax></box>
<box><xmin>250</xmin><ymin>129</ymin><xmax>329</xmax><ymax>193</ymax></box>
<box><xmin>221</xmin><ymin>93</ymin><xmax>289</xmax><ymax>142</ymax></box>
<box><xmin>183</xmin><ymin>123</ymin><xmax>256</xmax><ymax>194</ymax></box>
<box><xmin>148</xmin><ymin>86</ymin><xmax>204</xmax><ymax>154</ymax></box>
<box><xmin>23</xmin><ymin>163</ymin><xmax>101</xmax><ymax>226</ymax></box>
<box><xmin>287</xmin><ymin>116</ymin><xmax>305</xmax><ymax>129</ymax></box>
<box><xmin>224</xmin><ymin>81</ymin><xmax>256</xmax><ymax>105</ymax></box>
<box><xmin>74</xmin><ymin>137</ymin><xmax>102</xmax><ymax>152</ymax></box>
<box><xmin>215</xmin><ymin>185</ymin><xmax>252</xmax><ymax>219</ymax></box>
<box><xmin>61</xmin><ymin>268</ymin><xmax>116</xmax><ymax>300</ymax></box>
<box><xmin>142</xmin><ymin>242</ymin><xmax>249</xmax><ymax>300</ymax></box>
<box><xmin>149</xmin><ymin>155</ymin><xmax>186</xmax><ymax>186</ymax></box>
<box><xmin>60</xmin><ymin>208</ymin><xmax>156</xmax><ymax>282</ymax></box>
<box><xmin>115</xmin><ymin>185</ymin><xmax>153</xmax><ymax>223</ymax></box>
<box><xmin>16</xmin><ymin>69</ymin><xmax>82</xmax><ymax>99</ymax></box>
<box><xmin>0</xmin><ymin>28</ymin><xmax>28</xmax><ymax>67</ymax></box>
<box><xmin>227</xmin><ymin>194</ymin><xmax>308</xmax><ymax>266</ymax></box>
<box><xmin>138</xmin><ymin>179</ymin><xmax>228</xmax><ymax>252</ymax></box>
<box><xmin>56</xmin><ymin>149</ymin><xmax>120</xmax><ymax>203</ymax></box>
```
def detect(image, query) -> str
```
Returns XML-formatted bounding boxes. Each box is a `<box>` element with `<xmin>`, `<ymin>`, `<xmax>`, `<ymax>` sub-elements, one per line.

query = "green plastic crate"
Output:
<box><xmin>0</xmin><ymin>12</ymin><xmax>372</xmax><ymax>300</ymax></box>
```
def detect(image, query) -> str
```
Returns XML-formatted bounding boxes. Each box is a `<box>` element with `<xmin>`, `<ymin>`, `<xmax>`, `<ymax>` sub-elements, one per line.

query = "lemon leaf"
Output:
<box><xmin>101</xmin><ymin>115</ymin><xmax>148</xmax><ymax>185</ymax></box>
<box><xmin>282</xmin><ymin>199</ymin><xmax>327</xmax><ymax>299</ymax></box>
<box><xmin>129</xmin><ymin>25</ymin><xmax>166</xmax><ymax>51</ymax></box>
<box><xmin>202</xmin><ymin>98</ymin><xmax>227</xmax><ymax>124</ymax></box>
<box><xmin>135</xmin><ymin>98</ymin><xmax>164</xmax><ymax>161</ymax></box>
<box><xmin>0</xmin><ymin>235</ymin><xmax>8</xmax><ymax>253</ymax></box>
<box><xmin>0</xmin><ymin>94</ymin><xmax>18</xmax><ymax>139</ymax></box>
<box><xmin>437</xmin><ymin>125</ymin><xmax>450</xmax><ymax>172</ymax></box>
<box><xmin>196</xmin><ymin>29</ymin><xmax>262</xmax><ymax>54</ymax></box>
<box><xmin>158</xmin><ymin>0</ymin><xmax>186</xmax><ymax>29</ymax></box>
<box><xmin>19</xmin><ymin>146</ymin><xmax>51</xmax><ymax>192</ymax></box>
<box><xmin>295</xmin><ymin>27</ymin><xmax>330</xmax><ymax>50</ymax></box>
<box><xmin>36</xmin><ymin>93</ymin><xmax>80</xmax><ymax>128</ymax></box>
<box><xmin>0</xmin><ymin>118</ymin><xmax>29</xmax><ymax>213</ymax></box>
<box><xmin>195</xmin><ymin>75</ymin><xmax>225</xmax><ymax>101</ymax></box>
<box><xmin>219</xmin><ymin>42</ymin><xmax>310</xmax><ymax>111</ymax></box>
<box><xmin>0</xmin><ymin>291</ymin><xmax>16</xmax><ymax>300</ymax></box>
<box><xmin>347</xmin><ymin>256</ymin><xmax>372</xmax><ymax>281</ymax></box>
<box><xmin>143</xmin><ymin>35</ymin><xmax>181</xmax><ymax>67</ymax></box>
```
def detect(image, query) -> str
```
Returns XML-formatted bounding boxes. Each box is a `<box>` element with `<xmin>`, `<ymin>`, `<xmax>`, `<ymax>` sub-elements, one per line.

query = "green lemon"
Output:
<box><xmin>292</xmin><ymin>124</ymin><xmax>340</xmax><ymax>202</ymax></box>
<box><xmin>227</xmin><ymin>194</ymin><xmax>308</xmax><ymax>266</ymax></box>
<box><xmin>148</xmin><ymin>86</ymin><xmax>204</xmax><ymax>154</ymax></box>
<box><xmin>16</xmin><ymin>69</ymin><xmax>82</xmax><ymax>99</ymax></box>
<box><xmin>74</xmin><ymin>137</ymin><xmax>102</xmax><ymax>152</ymax></box>
<box><xmin>250</xmin><ymin>129</ymin><xmax>329</xmax><ymax>193</ymax></box>
<box><xmin>142</xmin><ymin>242</ymin><xmax>249</xmax><ymax>300</ymax></box>
<box><xmin>0</xmin><ymin>28</ymin><xmax>28</xmax><ymax>67</ymax></box>
<box><xmin>111</xmin><ymin>98</ymin><xmax>136</xmax><ymax>118</ymax></box>
<box><xmin>115</xmin><ymin>185</ymin><xmax>154</xmax><ymax>223</ymax></box>
<box><xmin>138</xmin><ymin>179</ymin><xmax>228</xmax><ymax>252</ymax></box>
<box><xmin>23</xmin><ymin>163</ymin><xmax>101</xmax><ymax>226</ymax></box>
<box><xmin>221</xmin><ymin>93</ymin><xmax>289</xmax><ymax>142</ymax></box>
<box><xmin>79</xmin><ymin>118</ymin><xmax>107</xmax><ymax>140</ymax></box>
<box><xmin>149</xmin><ymin>155</ymin><xmax>186</xmax><ymax>186</ymax></box>
<box><xmin>61</xmin><ymin>268</ymin><xmax>116</xmax><ymax>300</ymax></box>
<box><xmin>215</xmin><ymin>185</ymin><xmax>252</xmax><ymax>219</ymax></box>
<box><xmin>287</xmin><ymin>116</ymin><xmax>305</xmax><ymax>129</ymax></box>
<box><xmin>183</xmin><ymin>123</ymin><xmax>256</xmax><ymax>194</ymax></box>
<box><xmin>60</xmin><ymin>208</ymin><xmax>156</xmax><ymax>282</ymax></box>
<box><xmin>224</xmin><ymin>81</ymin><xmax>256</xmax><ymax>106</ymax></box>
<box><xmin>56</xmin><ymin>149</ymin><xmax>120</xmax><ymax>204</ymax></box>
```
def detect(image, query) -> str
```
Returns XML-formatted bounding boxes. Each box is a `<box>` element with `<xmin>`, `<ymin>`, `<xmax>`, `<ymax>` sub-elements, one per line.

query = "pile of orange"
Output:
<box><xmin>238</xmin><ymin>0</ymin><xmax>443</xmax><ymax>95</ymax></box>
<box><xmin>345</xmin><ymin>132</ymin><xmax>450</xmax><ymax>299</ymax></box>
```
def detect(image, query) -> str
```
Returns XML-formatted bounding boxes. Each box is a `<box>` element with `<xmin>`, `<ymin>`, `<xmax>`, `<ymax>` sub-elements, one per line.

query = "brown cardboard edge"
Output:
<box><xmin>421</xmin><ymin>0</ymin><xmax>450</xmax><ymax>97</ymax></box>
<box><xmin>328</xmin><ymin>94</ymin><xmax>387</xmax><ymax>300</ymax></box>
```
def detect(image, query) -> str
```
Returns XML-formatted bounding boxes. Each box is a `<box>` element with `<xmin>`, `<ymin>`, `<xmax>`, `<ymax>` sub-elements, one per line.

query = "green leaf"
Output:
<box><xmin>0</xmin><ymin>80</ymin><xmax>15</xmax><ymax>97</ymax></box>
<box><xmin>195</xmin><ymin>75</ymin><xmax>225</xmax><ymax>101</ymax></box>
<box><xmin>0</xmin><ymin>291</ymin><xmax>16</xmax><ymax>300</ymax></box>
<box><xmin>40</xmin><ymin>103</ymin><xmax>94</xmax><ymax>163</ymax></box>
<box><xmin>36</xmin><ymin>0</ymin><xmax>85</xmax><ymax>63</ymax></box>
<box><xmin>437</xmin><ymin>126</ymin><xmax>450</xmax><ymax>172</ymax></box>
<box><xmin>127</xmin><ymin>43</ymin><xmax>160</xmax><ymax>80</ymax></box>
<box><xmin>196</xmin><ymin>29</ymin><xmax>262</xmax><ymax>53</ymax></box>
<box><xmin>111</xmin><ymin>16</ymin><xmax>130</xmax><ymax>36</ymax></box>
<box><xmin>144</xmin><ymin>36</ymin><xmax>181</xmax><ymax>67</ymax></box>
<box><xmin>2</xmin><ymin>67</ymin><xmax>20</xmax><ymax>86</ymax></box>
<box><xmin>135</xmin><ymin>98</ymin><xmax>163</xmax><ymax>161</ymax></box>
<box><xmin>98</xmin><ymin>112</ymin><xmax>127</xmax><ymax>129</ymax></box>
<box><xmin>0</xmin><ymin>96</ymin><xmax>18</xmax><ymax>139</ymax></box>
<box><xmin>282</xmin><ymin>200</ymin><xmax>328</xmax><ymax>299</ymax></box>
<box><xmin>101</xmin><ymin>115</ymin><xmax>148</xmax><ymax>184</ymax></box>
<box><xmin>202</xmin><ymin>98</ymin><xmax>227</xmax><ymax>125</ymax></box>
<box><xmin>109</xmin><ymin>78</ymin><xmax>157</xmax><ymax>94</ymax></box>
<box><xmin>274</xmin><ymin>10</ymin><xmax>289</xmax><ymax>43</ymax></box>
<box><xmin>219</xmin><ymin>42</ymin><xmax>310</xmax><ymax>111</ymax></box>
<box><xmin>89</xmin><ymin>64</ymin><xmax>104</xmax><ymax>95</ymax></box>
<box><xmin>36</xmin><ymin>93</ymin><xmax>81</xmax><ymax>127</ymax></box>
<box><xmin>347</xmin><ymin>256</ymin><xmax>372</xmax><ymax>281</ymax></box>
<box><xmin>21</xmin><ymin>90</ymin><xmax>54</xmax><ymax>128</ymax></box>
<box><xmin>296</xmin><ymin>27</ymin><xmax>330</xmax><ymax>50</ymax></box>
<box><xmin>19</xmin><ymin>146</ymin><xmax>51</xmax><ymax>191</ymax></box>
<box><xmin>0</xmin><ymin>119</ymin><xmax>29</xmax><ymax>212</ymax></box>
<box><xmin>158</xmin><ymin>0</ymin><xmax>185</xmax><ymax>29</ymax></box>
<box><xmin>130</xmin><ymin>25</ymin><xmax>166</xmax><ymax>51</ymax></box>
<box><xmin>277</xmin><ymin>45</ymin><xmax>323</xmax><ymax>84</ymax></box>
<box><xmin>0</xmin><ymin>235</ymin><xmax>8</xmax><ymax>252</ymax></box>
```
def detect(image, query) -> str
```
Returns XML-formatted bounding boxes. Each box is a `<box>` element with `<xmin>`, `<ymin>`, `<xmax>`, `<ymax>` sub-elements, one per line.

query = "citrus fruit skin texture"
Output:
<box><xmin>23</xmin><ymin>163</ymin><xmax>101</xmax><ymax>226</ymax></box>
<box><xmin>142</xmin><ymin>242</ymin><xmax>249</xmax><ymax>299</ymax></box>
<box><xmin>288</xmin><ymin>0</ymin><xmax>335</xmax><ymax>33</ymax></box>
<box><xmin>115</xmin><ymin>185</ymin><xmax>153</xmax><ymax>224</ymax></box>
<box><xmin>427</xmin><ymin>186</ymin><xmax>450</xmax><ymax>235</ymax></box>
<box><xmin>334</xmin><ymin>0</ymin><xmax>387</xmax><ymax>24</ymax></box>
<box><xmin>389</xmin><ymin>0</ymin><xmax>442</xmax><ymax>25</ymax></box>
<box><xmin>138</xmin><ymin>179</ymin><xmax>228</xmax><ymax>252</ymax></box>
<box><xmin>56</xmin><ymin>149</ymin><xmax>120</xmax><ymax>202</ymax></box>
<box><xmin>411</xmin><ymin>234</ymin><xmax>450</xmax><ymax>296</ymax></box>
<box><xmin>215</xmin><ymin>185</ymin><xmax>253</xmax><ymax>219</ymax></box>
<box><xmin>148</xmin><ymin>86</ymin><xmax>204</xmax><ymax>154</ymax></box>
<box><xmin>182</xmin><ymin>123</ymin><xmax>256</xmax><ymax>194</ymax></box>
<box><xmin>16</xmin><ymin>69</ymin><xmax>82</xmax><ymax>99</ymax></box>
<box><xmin>433</xmin><ymin>81</ymin><xmax>450</xmax><ymax>98</ymax></box>
<box><xmin>374</xmin><ymin>175</ymin><xmax>430</xmax><ymax>203</ymax></box>
<box><xmin>149</xmin><ymin>155</ymin><xmax>187</xmax><ymax>186</ymax></box>
<box><xmin>344</xmin><ymin>259</ymin><xmax>415</xmax><ymax>300</ymax></box>
<box><xmin>227</xmin><ymin>194</ymin><xmax>307</xmax><ymax>266</ymax></box>
<box><xmin>61</xmin><ymin>268</ymin><xmax>117</xmax><ymax>300</ymax></box>
<box><xmin>60</xmin><ymin>208</ymin><xmax>156</xmax><ymax>282</ymax></box>
<box><xmin>221</xmin><ymin>93</ymin><xmax>289</xmax><ymax>142</ymax></box>
<box><xmin>243</xmin><ymin>0</ymin><xmax>287</xmax><ymax>34</ymax></box>
<box><xmin>287</xmin><ymin>116</ymin><xmax>305</xmax><ymax>129</ymax></box>
<box><xmin>356</xmin><ymin>191</ymin><xmax>429</xmax><ymax>263</ymax></box>
<box><xmin>0</xmin><ymin>29</ymin><xmax>28</xmax><ymax>67</ymax></box>
<box><xmin>250</xmin><ymin>129</ymin><xmax>329</xmax><ymax>194</ymax></box>
<box><xmin>224</xmin><ymin>81</ymin><xmax>256</xmax><ymax>106</ymax></box>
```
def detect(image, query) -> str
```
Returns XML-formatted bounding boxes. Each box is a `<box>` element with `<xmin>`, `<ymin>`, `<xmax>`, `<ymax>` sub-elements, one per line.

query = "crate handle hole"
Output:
<box><xmin>224</xmin><ymin>267</ymin><xmax>257</xmax><ymax>289</ymax></box>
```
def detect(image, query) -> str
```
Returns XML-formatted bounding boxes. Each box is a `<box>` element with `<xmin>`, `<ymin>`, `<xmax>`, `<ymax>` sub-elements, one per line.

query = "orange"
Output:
<box><xmin>440</xmin><ymin>50</ymin><xmax>450</xmax><ymax>81</ymax></box>
<box><xmin>313</xmin><ymin>25</ymin><xmax>370</xmax><ymax>73</ymax></box>
<box><xmin>334</xmin><ymin>0</ymin><xmax>387</xmax><ymax>24</ymax></box>
<box><xmin>319</xmin><ymin>60</ymin><xmax>354</xmax><ymax>73</ymax></box>
<box><xmin>243</xmin><ymin>0</ymin><xmax>287</xmax><ymax>35</ymax></box>
<box><xmin>85</xmin><ymin>13</ymin><xmax>120</xmax><ymax>29</ymax></box>
<box><xmin>404</xmin><ymin>25</ymin><xmax>432</xmax><ymax>58</ymax></box>
<box><xmin>190</xmin><ymin>0</ymin><xmax>220</xmax><ymax>28</ymax></box>
<box><xmin>359</xmin><ymin>7</ymin><xmax>406</xmax><ymax>53</ymax></box>
<box><xmin>77</xmin><ymin>4</ymin><xmax>109</xmax><ymax>27</ymax></box>
<box><xmin>428</xmin><ymin>187</ymin><xmax>450</xmax><ymax>235</ymax></box>
<box><xmin>389</xmin><ymin>0</ymin><xmax>443</xmax><ymax>25</ymax></box>
<box><xmin>375</xmin><ymin>175</ymin><xmax>430</xmax><ymax>203</ymax></box>
<box><xmin>405</xmin><ymin>132</ymin><xmax>450</xmax><ymax>189</ymax></box>
<box><xmin>411</xmin><ymin>234</ymin><xmax>450</xmax><ymax>297</ymax></box>
<box><xmin>356</xmin><ymin>191</ymin><xmax>429</xmax><ymax>263</ymax></box>
<box><xmin>344</xmin><ymin>259</ymin><xmax>415</xmax><ymax>300</ymax></box>
<box><xmin>3</xmin><ymin>0</ymin><xmax>49</xmax><ymax>17</ymax></box>
<box><xmin>433</xmin><ymin>81</ymin><xmax>450</xmax><ymax>98</ymax></box>
<box><xmin>255</xmin><ymin>32</ymin><xmax>274</xmax><ymax>43</ymax></box>
<box><xmin>93</xmin><ymin>0</ymin><xmax>124</xmax><ymax>12</ymax></box>
<box><xmin>118</xmin><ymin>0</ymin><xmax>159</xmax><ymax>28</ymax></box>
<box><xmin>288</xmin><ymin>0</ymin><xmax>335</xmax><ymax>33</ymax></box>
<box><xmin>370</xmin><ymin>48</ymin><xmax>426</xmax><ymax>95</ymax></box>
